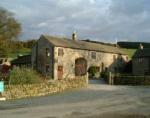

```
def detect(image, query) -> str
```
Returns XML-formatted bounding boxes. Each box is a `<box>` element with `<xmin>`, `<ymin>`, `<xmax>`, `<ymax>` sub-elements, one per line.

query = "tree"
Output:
<box><xmin>0</xmin><ymin>7</ymin><xmax>21</xmax><ymax>57</ymax></box>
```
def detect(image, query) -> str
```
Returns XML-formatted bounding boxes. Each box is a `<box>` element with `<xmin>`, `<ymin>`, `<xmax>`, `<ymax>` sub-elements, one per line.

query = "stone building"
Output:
<box><xmin>32</xmin><ymin>33</ymin><xmax>128</xmax><ymax>80</ymax></box>
<box><xmin>132</xmin><ymin>48</ymin><xmax>150</xmax><ymax>75</ymax></box>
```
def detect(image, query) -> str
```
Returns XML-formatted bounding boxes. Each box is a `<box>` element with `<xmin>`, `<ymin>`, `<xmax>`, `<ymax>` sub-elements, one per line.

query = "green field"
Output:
<box><xmin>122</xmin><ymin>48</ymin><xmax>137</xmax><ymax>59</ymax></box>
<box><xmin>8</xmin><ymin>48</ymin><xmax>31</xmax><ymax>58</ymax></box>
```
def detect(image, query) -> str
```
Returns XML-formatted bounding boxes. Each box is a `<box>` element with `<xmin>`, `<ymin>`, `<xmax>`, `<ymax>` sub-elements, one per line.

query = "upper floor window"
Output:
<box><xmin>113</xmin><ymin>55</ymin><xmax>116</xmax><ymax>61</ymax></box>
<box><xmin>91</xmin><ymin>52</ymin><xmax>96</xmax><ymax>59</ymax></box>
<box><xmin>139</xmin><ymin>58</ymin><xmax>143</xmax><ymax>62</ymax></box>
<box><xmin>58</xmin><ymin>48</ymin><xmax>64</xmax><ymax>56</ymax></box>
<box><xmin>46</xmin><ymin>48</ymin><xmax>50</xmax><ymax>57</ymax></box>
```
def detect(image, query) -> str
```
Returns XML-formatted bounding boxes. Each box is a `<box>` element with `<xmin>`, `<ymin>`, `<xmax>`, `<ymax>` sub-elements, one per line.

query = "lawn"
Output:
<box><xmin>8</xmin><ymin>48</ymin><xmax>31</xmax><ymax>58</ymax></box>
<box><xmin>122</xmin><ymin>48</ymin><xmax>137</xmax><ymax>59</ymax></box>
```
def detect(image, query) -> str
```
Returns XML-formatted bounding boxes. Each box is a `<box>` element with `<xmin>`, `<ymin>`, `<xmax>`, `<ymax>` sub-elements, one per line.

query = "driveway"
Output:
<box><xmin>0</xmin><ymin>81</ymin><xmax>150</xmax><ymax>118</ymax></box>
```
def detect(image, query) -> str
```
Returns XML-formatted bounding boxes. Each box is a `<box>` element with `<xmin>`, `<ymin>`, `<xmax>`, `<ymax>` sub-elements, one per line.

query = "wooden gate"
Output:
<box><xmin>58</xmin><ymin>66</ymin><xmax>63</xmax><ymax>80</ymax></box>
<box><xmin>75</xmin><ymin>58</ymin><xmax>87</xmax><ymax>76</ymax></box>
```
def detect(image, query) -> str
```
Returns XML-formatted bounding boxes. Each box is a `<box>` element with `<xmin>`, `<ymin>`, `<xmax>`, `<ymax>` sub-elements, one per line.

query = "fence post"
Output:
<box><xmin>111</xmin><ymin>75</ymin><xmax>114</xmax><ymax>85</ymax></box>
<box><xmin>86</xmin><ymin>72</ymin><xmax>89</xmax><ymax>84</ymax></box>
<box><xmin>108</xmin><ymin>72</ymin><xmax>112</xmax><ymax>85</ymax></box>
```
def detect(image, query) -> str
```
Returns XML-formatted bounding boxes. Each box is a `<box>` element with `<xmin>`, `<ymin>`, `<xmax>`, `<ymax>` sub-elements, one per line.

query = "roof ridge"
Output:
<box><xmin>41</xmin><ymin>35</ymin><xmax>126</xmax><ymax>55</ymax></box>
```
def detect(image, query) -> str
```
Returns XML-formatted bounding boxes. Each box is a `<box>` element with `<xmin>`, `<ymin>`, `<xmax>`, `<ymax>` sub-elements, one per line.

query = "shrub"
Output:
<box><xmin>100</xmin><ymin>72</ymin><xmax>109</xmax><ymax>79</ymax></box>
<box><xmin>88</xmin><ymin>67</ymin><xmax>98</xmax><ymax>76</ymax></box>
<box><xmin>9</xmin><ymin>67</ymin><xmax>41</xmax><ymax>85</ymax></box>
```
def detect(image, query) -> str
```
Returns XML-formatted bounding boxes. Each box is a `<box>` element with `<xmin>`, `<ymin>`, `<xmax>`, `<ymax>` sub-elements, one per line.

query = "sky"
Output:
<box><xmin>0</xmin><ymin>0</ymin><xmax>150</xmax><ymax>42</ymax></box>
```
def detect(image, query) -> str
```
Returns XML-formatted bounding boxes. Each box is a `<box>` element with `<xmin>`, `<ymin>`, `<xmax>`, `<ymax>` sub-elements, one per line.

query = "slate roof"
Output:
<box><xmin>42</xmin><ymin>35</ymin><xmax>127</xmax><ymax>55</ymax></box>
<box><xmin>133</xmin><ymin>48</ymin><xmax>150</xmax><ymax>58</ymax></box>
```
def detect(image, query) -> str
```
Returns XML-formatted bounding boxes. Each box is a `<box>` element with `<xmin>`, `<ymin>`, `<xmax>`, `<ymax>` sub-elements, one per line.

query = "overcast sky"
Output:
<box><xmin>0</xmin><ymin>0</ymin><xmax>150</xmax><ymax>42</ymax></box>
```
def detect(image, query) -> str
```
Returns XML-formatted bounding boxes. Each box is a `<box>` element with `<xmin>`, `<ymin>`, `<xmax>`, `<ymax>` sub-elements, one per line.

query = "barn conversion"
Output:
<box><xmin>31</xmin><ymin>33</ymin><xmax>128</xmax><ymax>80</ymax></box>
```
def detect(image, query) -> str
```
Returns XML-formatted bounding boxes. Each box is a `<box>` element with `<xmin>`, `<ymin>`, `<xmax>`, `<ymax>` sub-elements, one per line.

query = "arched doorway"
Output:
<box><xmin>75</xmin><ymin>58</ymin><xmax>87</xmax><ymax>76</ymax></box>
<box><xmin>88</xmin><ymin>66</ymin><xmax>100</xmax><ymax>79</ymax></box>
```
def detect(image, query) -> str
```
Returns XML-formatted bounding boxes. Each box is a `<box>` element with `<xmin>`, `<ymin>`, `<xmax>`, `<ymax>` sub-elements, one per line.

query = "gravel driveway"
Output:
<box><xmin>0</xmin><ymin>80</ymin><xmax>150</xmax><ymax>118</ymax></box>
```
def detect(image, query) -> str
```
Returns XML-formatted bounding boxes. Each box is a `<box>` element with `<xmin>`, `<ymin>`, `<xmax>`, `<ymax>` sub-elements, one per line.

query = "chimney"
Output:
<box><xmin>139</xmin><ymin>43</ymin><xmax>144</xmax><ymax>50</ymax></box>
<box><xmin>72</xmin><ymin>31</ymin><xmax>77</xmax><ymax>41</ymax></box>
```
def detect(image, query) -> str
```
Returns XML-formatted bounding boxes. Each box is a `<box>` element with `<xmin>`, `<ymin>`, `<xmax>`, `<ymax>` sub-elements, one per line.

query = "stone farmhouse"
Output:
<box><xmin>132</xmin><ymin>48</ymin><xmax>150</xmax><ymax>76</ymax></box>
<box><xmin>31</xmin><ymin>33</ymin><xmax>128</xmax><ymax>80</ymax></box>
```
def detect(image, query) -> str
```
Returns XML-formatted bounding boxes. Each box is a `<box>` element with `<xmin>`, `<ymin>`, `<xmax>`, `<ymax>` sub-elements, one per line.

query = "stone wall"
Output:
<box><xmin>2</xmin><ymin>77</ymin><xmax>87</xmax><ymax>100</ymax></box>
<box><xmin>114</xmin><ymin>75</ymin><xmax>150</xmax><ymax>85</ymax></box>
<box><xmin>54</xmin><ymin>46</ymin><xmax>127</xmax><ymax>79</ymax></box>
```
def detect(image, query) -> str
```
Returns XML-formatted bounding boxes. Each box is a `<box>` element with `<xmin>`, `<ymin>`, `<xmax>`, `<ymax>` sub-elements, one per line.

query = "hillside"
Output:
<box><xmin>122</xmin><ymin>48</ymin><xmax>137</xmax><ymax>59</ymax></box>
<box><xmin>7</xmin><ymin>48</ymin><xmax>31</xmax><ymax>58</ymax></box>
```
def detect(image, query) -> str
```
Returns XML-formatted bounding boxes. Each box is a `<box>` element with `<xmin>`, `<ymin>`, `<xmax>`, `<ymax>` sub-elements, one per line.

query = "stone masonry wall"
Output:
<box><xmin>3</xmin><ymin>77</ymin><xmax>87</xmax><ymax>100</ymax></box>
<box><xmin>54</xmin><ymin>47</ymin><xmax>127</xmax><ymax>79</ymax></box>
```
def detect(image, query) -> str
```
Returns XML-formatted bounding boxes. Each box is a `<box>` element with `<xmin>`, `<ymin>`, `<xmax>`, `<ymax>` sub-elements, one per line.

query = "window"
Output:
<box><xmin>58</xmin><ymin>48</ymin><xmax>64</xmax><ymax>56</ymax></box>
<box><xmin>91</xmin><ymin>52</ymin><xmax>96</xmax><ymax>59</ymax></box>
<box><xmin>46</xmin><ymin>48</ymin><xmax>50</xmax><ymax>57</ymax></box>
<box><xmin>46</xmin><ymin>65</ymin><xmax>49</xmax><ymax>73</ymax></box>
<box><xmin>113</xmin><ymin>55</ymin><xmax>116</xmax><ymax>61</ymax></box>
<box><xmin>0</xmin><ymin>59</ymin><xmax>3</xmax><ymax>64</ymax></box>
<box><xmin>118</xmin><ymin>54</ymin><xmax>123</xmax><ymax>62</ymax></box>
<box><xmin>139</xmin><ymin>58</ymin><xmax>143</xmax><ymax>62</ymax></box>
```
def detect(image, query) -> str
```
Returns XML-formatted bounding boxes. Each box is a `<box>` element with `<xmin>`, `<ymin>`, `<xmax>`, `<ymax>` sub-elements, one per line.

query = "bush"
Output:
<box><xmin>88</xmin><ymin>67</ymin><xmax>98</xmax><ymax>76</ymax></box>
<box><xmin>9</xmin><ymin>67</ymin><xmax>41</xmax><ymax>85</ymax></box>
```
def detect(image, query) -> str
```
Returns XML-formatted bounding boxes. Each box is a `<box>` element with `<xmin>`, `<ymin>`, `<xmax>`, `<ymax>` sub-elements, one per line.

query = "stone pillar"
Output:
<box><xmin>86</xmin><ymin>72</ymin><xmax>89</xmax><ymax>84</ymax></box>
<box><xmin>108</xmin><ymin>72</ymin><xmax>112</xmax><ymax>85</ymax></box>
<box><xmin>111</xmin><ymin>76</ymin><xmax>114</xmax><ymax>85</ymax></box>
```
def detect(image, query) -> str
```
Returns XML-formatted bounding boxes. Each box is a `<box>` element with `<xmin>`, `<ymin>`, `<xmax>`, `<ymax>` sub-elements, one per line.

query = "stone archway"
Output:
<box><xmin>75</xmin><ymin>58</ymin><xmax>87</xmax><ymax>76</ymax></box>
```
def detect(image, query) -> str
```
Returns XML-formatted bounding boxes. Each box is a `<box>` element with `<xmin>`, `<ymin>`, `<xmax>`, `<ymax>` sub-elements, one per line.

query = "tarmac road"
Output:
<box><xmin>0</xmin><ymin>80</ymin><xmax>150</xmax><ymax>118</ymax></box>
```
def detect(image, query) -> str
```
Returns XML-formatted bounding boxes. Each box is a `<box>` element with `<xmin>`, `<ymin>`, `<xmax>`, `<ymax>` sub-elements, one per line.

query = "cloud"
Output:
<box><xmin>89</xmin><ymin>0</ymin><xmax>96</xmax><ymax>4</ymax></box>
<box><xmin>37</xmin><ymin>22</ymin><xmax>47</xmax><ymax>28</ymax></box>
<box><xmin>0</xmin><ymin>0</ymin><xmax>150</xmax><ymax>42</ymax></box>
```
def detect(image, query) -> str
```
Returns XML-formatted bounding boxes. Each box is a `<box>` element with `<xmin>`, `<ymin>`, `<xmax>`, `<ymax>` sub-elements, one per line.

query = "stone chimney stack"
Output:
<box><xmin>139</xmin><ymin>43</ymin><xmax>144</xmax><ymax>50</ymax></box>
<box><xmin>72</xmin><ymin>31</ymin><xmax>77</xmax><ymax>41</ymax></box>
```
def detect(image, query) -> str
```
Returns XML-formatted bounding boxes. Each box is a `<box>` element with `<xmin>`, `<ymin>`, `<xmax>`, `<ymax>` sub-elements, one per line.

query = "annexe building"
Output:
<box><xmin>132</xmin><ymin>48</ymin><xmax>150</xmax><ymax>75</ymax></box>
<box><xmin>32</xmin><ymin>33</ymin><xmax>128</xmax><ymax>80</ymax></box>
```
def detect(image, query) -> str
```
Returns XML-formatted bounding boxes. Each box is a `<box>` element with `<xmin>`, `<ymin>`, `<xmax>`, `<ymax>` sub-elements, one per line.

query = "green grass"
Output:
<box><xmin>8</xmin><ymin>48</ymin><xmax>31</xmax><ymax>58</ymax></box>
<box><xmin>122</xmin><ymin>48</ymin><xmax>137</xmax><ymax>59</ymax></box>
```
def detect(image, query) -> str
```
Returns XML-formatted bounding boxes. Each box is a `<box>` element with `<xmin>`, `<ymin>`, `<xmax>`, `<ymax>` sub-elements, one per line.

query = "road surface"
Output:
<box><xmin>0</xmin><ymin>80</ymin><xmax>150</xmax><ymax>118</ymax></box>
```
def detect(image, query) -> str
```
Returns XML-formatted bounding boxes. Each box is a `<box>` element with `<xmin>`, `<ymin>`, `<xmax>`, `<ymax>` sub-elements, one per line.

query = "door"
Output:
<box><xmin>75</xmin><ymin>58</ymin><xmax>87</xmax><ymax>76</ymax></box>
<box><xmin>58</xmin><ymin>66</ymin><xmax>63</xmax><ymax>80</ymax></box>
